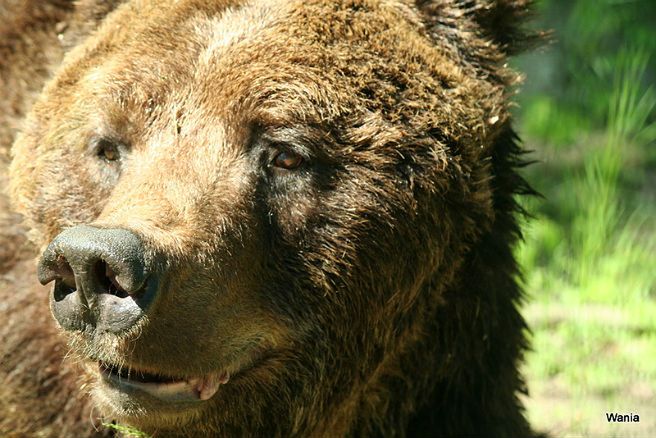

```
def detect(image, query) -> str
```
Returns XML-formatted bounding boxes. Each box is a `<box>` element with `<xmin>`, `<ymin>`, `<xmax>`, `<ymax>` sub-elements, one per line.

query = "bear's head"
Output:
<box><xmin>10</xmin><ymin>0</ymin><xmax>534</xmax><ymax>434</ymax></box>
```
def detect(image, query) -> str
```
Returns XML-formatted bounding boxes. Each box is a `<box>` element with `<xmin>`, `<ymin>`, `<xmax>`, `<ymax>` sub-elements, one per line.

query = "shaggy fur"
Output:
<box><xmin>1</xmin><ymin>1</ymin><xmax>538</xmax><ymax>436</ymax></box>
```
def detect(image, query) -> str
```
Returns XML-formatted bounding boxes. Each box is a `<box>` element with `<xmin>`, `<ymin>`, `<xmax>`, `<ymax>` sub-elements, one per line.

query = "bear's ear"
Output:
<box><xmin>415</xmin><ymin>0</ymin><xmax>541</xmax><ymax>55</ymax></box>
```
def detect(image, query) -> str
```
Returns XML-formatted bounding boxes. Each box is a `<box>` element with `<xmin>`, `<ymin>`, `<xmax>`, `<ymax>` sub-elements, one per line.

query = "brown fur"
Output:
<box><xmin>1</xmin><ymin>1</ymin><xmax>538</xmax><ymax>436</ymax></box>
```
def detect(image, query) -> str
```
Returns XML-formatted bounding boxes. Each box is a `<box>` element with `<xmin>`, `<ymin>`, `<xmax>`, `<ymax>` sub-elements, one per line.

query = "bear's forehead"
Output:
<box><xmin>70</xmin><ymin>0</ymin><xmax>424</xmax><ymax>116</ymax></box>
<box><xmin>71</xmin><ymin>0</ymin><xmax>379</xmax><ymax>129</ymax></box>
<box><xmin>41</xmin><ymin>0</ymin><xmax>500</xmax><ymax>153</ymax></box>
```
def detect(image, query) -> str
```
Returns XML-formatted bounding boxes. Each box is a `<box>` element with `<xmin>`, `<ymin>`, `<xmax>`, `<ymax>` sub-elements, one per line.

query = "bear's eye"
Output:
<box><xmin>272</xmin><ymin>150</ymin><xmax>304</xmax><ymax>170</ymax></box>
<box><xmin>96</xmin><ymin>139</ymin><xmax>120</xmax><ymax>162</ymax></box>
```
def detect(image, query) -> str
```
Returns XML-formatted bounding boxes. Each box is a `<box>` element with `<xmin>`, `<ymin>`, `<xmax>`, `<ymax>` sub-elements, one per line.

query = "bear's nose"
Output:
<box><xmin>37</xmin><ymin>225</ymin><xmax>158</xmax><ymax>334</ymax></box>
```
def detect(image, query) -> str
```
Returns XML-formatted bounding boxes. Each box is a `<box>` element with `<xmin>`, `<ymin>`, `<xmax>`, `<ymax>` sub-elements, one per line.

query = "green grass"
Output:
<box><xmin>516</xmin><ymin>47</ymin><xmax>656</xmax><ymax>437</ymax></box>
<box><xmin>102</xmin><ymin>422</ymin><xmax>151</xmax><ymax>438</ymax></box>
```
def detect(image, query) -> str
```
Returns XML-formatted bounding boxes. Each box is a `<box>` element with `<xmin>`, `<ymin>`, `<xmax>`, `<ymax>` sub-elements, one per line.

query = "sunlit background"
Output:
<box><xmin>512</xmin><ymin>0</ymin><xmax>655</xmax><ymax>436</ymax></box>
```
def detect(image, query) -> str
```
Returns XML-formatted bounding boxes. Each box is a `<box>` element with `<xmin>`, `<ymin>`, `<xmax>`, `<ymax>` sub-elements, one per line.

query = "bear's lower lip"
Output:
<box><xmin>98</xmin><ymin>362</ymin><xmax>229</xmax><ymax>402</ymax></box>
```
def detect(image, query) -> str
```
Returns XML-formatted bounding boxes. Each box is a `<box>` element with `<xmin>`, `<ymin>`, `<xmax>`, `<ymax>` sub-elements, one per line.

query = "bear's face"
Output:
<box><xmin>10</xmin><ymin>0</ymin><xmax>503</xmax><ymax>432</ymax></box>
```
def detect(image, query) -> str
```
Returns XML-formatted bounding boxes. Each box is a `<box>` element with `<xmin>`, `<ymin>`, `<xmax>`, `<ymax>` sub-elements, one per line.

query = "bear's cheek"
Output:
<box><xmin>267</xmin><ymin>193</ymin><xmax>318</xmax><ymax>239</ymax></box>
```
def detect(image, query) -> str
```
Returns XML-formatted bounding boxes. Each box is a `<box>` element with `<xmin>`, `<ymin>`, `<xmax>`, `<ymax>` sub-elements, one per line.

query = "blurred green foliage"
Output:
<box><xmin>518</xmin><ymin>0</ymin><xmax>656</xmax><ymax>146</ymax></box>
<box><xmin>513</xmin><ymin>0</ymin><xmax>656</xmax><ymax>436</ymax></box>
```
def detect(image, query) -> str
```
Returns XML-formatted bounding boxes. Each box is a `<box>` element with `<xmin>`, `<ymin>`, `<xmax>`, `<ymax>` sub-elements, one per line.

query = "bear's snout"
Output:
<box><xmin>37</xmin><ymin>225</ymin><xmax>158</xmax><ymax>334</ymax></box>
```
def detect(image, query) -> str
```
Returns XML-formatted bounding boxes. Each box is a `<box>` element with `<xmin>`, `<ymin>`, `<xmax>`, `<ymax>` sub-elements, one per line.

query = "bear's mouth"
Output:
<box><xmin>98</xmin><ymin>361</ymin><xmax>229</xmax><ymax>402</ymax></box>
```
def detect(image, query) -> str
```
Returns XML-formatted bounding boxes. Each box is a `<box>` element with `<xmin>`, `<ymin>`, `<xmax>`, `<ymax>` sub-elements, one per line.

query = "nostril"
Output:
<box><xmin>94</xmin><ymin>260</ymin><xmax>129</xmax><ymax>298</ymax></box>
<box><xmin>53</xmin><ymin>280</ymin><xmax>76</xmax><ymax>302</ymax></box>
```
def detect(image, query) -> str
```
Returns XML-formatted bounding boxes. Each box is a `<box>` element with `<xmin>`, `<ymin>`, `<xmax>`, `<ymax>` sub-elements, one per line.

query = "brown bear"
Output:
<box><xmin>1</xmin><ymin>0</ymin><xmax>539</xmax><ymax>436</ymax></box>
